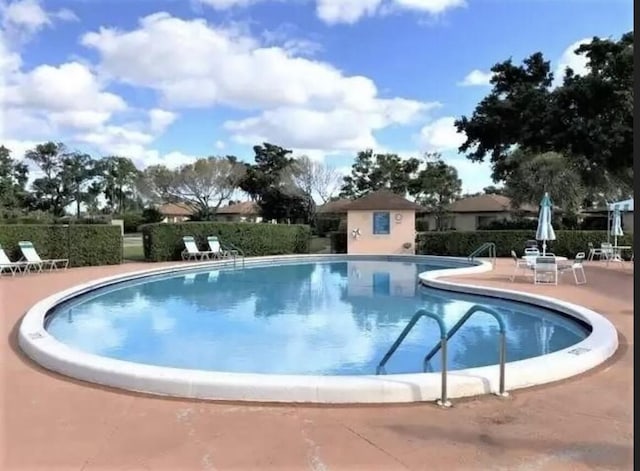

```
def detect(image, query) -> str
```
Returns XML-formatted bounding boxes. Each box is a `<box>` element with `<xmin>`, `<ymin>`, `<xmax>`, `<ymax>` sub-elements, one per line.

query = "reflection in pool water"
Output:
<box><xmin>46</xmin><ymin>260</ymin><xmax>590</xmax><ymax>375</ymax></box>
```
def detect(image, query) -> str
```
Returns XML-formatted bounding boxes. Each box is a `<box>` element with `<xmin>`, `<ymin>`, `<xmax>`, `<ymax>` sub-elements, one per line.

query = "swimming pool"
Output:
<box><xmin>45</xmin><ymin>259</ymin><xmax>588</xmax><ymax>376</ymax></box>
<box><xmin>19</xmin><ymin>254</ymin><xmax>619</xmax><ymax>403</ymax></box>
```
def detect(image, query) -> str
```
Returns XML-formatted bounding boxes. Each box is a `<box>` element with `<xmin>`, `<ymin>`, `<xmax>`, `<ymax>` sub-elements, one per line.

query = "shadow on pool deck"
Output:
<box><xmin>0</xmin><ymin>258</ymin><xmax>633</xmax><ymax>470</ymax></box>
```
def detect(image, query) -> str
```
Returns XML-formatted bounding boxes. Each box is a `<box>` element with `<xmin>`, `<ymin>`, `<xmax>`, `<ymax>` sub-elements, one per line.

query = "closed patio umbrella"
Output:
<box><xmin>536</xmin><ymin>193</ymin><xmax>556</xmax><ymax>256</ymax></box>
<box><xmin>611</xmin><ymin>207</ymin><xmax>623</xmax><ymax>247</ymax></box>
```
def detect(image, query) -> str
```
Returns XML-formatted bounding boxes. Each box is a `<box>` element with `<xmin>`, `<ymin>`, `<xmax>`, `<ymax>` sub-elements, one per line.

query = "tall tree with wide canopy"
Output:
<box><xmin>455</xmin><ymin>32</ymin><xmax>633</xmax><ymax>188</ymax></box>
<box><xmin>0</xmin><ymin>146</ymin><xmax>29</xmax><ymax>216</ymax></box>
<box><xmin>24</xmin><ymin>142</ymin><xmax>75</xmax><ymax>216</ymax></box>
<box><xmin>339</xmin><ymin>150</ymin><xmax>421</xmax><ymax>198</ymax></box>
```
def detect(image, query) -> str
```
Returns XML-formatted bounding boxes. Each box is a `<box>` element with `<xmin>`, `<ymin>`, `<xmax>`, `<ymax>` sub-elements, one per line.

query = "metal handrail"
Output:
<box><xmin>423</xmin><ymin>305</ymin><xmax>508</xmax><ymax>398</ymax></box>
<box><xmin>376</xmin><ymin>309</ymin><xmax>452</xmax><ymax>408</ymax></box>
<box><xmin>221</xmin><ymin>241</ymin><xmax>245</xmax><ymax>268</ymax></box>
<box><xmin>468</xmin><ymin>242</ymin><xmax>496</xmax><ymax>267</ymax></box>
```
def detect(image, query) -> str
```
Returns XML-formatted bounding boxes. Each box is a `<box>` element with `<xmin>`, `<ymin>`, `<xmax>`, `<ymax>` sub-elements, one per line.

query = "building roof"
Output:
<box><xmin>316</xmin><ymin>198</ymin><xmax>353</xmax><ymax>214</ymax></box>
<box><xmin>216</xmin><ymin>201</ymin><xmax>260</xmax><ymax>215</ymax></box>
<box><xmin>158</xmin><ymin>202</ymin><xmax>194</xmax><ymax>216</ymax></box>
<box><xmin>446</xmin><ymin>194</ymin><xmax>537</xmax><ymax>213</ymax></box>
<box><xmin>343</xmin><ymin>190</ymin><xmax>424</xmax><ymax>211</ymax></box>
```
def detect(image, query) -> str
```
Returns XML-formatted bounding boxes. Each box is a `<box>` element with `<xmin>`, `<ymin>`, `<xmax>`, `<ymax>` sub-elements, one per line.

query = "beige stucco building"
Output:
<box><xmin>343</xmin><ymin>190</ymin><xmax>423</xmax><ymax>255</ymax></box>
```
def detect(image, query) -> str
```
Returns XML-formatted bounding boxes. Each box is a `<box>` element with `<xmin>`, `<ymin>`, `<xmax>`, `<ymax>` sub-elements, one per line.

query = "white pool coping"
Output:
<box><xmin>18</xmin><ymin>254</ymin><xmax>619</xmax><ymax>404</ymax></box>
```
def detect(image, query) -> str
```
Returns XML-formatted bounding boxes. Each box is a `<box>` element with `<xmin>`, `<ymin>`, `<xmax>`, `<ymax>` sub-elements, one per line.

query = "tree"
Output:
<box><xmin>408</xmin><ymin>154</ymin><xmax>462</xmax><ymax>231</ymax></box>
<box><xmin>143</xmin><ymin>157</ymin><xmax>246</xmax><ymax>219</ymax></box>
<box><xmin>62</xmin><ymin>152</ymin><xmax>97</xmax><ymax>218</ymax></box>
<box><xmin>455</xmin><ymin>32</ymin><xmax>633</xmax><ymax>188</ymax></box>
<box><xmin>290</xmin><ymin>155</ymin><xmax>342</xmax><ymax>204</ymax></box>
<box><xmin>503</xmin><ymin>151</ymin><xmax>585</xmax><ymax>216</ymax></box>
<box><xmin>239</xmin><ymin>143</ymin><xmax>313</xmax><ymax>223</ymax></box>
<box><xmin>98</xmin><ymin>156</ymin><xmax>141</xmax><ymax>214</ymax></box>
<box><xmin>25</xmin><ymin>142</ymin><xmax>74</xmax><ymax>216</ymax></box>
<box><xmin>0</xmin><ymin>146</ymin><xmax>29</xmax><ymax>216</ymax></box>
<box><xmin>339</xmin><ymin>150</ymin><xmax>420</xmax><ymax>198</ymax></box>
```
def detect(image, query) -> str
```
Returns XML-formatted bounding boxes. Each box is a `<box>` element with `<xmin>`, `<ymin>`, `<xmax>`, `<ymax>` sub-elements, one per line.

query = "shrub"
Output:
<box><xmin>141</xmin><ymin>207</ymin><xmax>164</xmax><ymax>224</ymax></box>
<box><xmin>314</xmin><ymin>216</ymin><xmax>342</xmax><ymax>237</ymax></box>
<box><xmin>142</xmin><ymin>222</ymin><xmax>312</xmax><ymax>261</ymax></box>
<box><xmin>329</xmin><ymin>231</ymin><xmax>347</xmax><ymax>254</ymax></box>
<box><xmin>416</xmin><ymin>217</ymin><xmax>430</xmax><ymax>232</ymax></box>
<box><xmin>416</xmin><ymin>230</ymin><xmax>633</xmax><ymax>257</ymax></box>
<box><xmin>0</xmin><ymin>224</ymin><xmax>123</xmax><ymax>267</ymax></box>
<box><xmin>114</xmin><ymin>212</ymin><xmax>145</xmax><ymax>234</ymax></box>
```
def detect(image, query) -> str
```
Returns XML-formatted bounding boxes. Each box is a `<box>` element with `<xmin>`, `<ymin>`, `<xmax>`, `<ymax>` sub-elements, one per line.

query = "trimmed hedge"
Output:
<box><xmin>142</xmin><ymin>222</ymin><xmax>312</xmax><ymax>261</ymax></box>
<box><xmin>0</xmin><ymin>224</ymin><xmax>123</xmax><ymax>267</ymax></box>
<box><xmin>329</xmin><ymin>231</ymin><xmax>347</xmax><ymax>254</ymax></box>
<box><xmin>417</xmin><ymin>230</ymin><xmax>634</xmax><ymax>258</ymax></box>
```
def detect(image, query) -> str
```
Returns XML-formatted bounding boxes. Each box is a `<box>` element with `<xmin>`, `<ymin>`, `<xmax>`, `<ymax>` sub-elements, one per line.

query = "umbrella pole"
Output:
<box><xmin>542</xmin><ymin>241</ymin><xmax>546</xmax><ymax>256</ymax></box>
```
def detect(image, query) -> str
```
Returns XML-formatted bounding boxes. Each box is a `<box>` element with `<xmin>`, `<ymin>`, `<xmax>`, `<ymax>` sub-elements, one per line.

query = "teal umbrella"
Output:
<box><xmin>535</xmin><ymin>193</ymin><xmax>556</xmax><ymax>256</ymax></box>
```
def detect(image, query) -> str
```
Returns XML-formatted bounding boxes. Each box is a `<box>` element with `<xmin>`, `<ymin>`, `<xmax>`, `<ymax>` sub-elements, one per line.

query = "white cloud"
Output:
<box><xmin>554</xmin><ymin>37</ymin><xmax>591</xmax><ymax>86</ymax></box>
<box><xmin>0</xmin><ymin>0</ymin><xmax>77</xmax><ymax>41</ymax></box>
<box><xmin>148</xmin><ymin>108</ymin><xmax>177</xmax><ymax>133</ymax></box>
<box><xmin>457</xmin><ymin>69</ymin><xmax>493</xmax><ymax>87</ymax></box>
<box><xmin>82</xmin><ymin>12</ymin><xmax>435</xmax><ymax>153</ymax></box>
<box><xmin>214</xmin><ymin>140</ymin><xmax>226</xmax><ymax>150</ymax></box>
<box><xmin>417</xmin><ymin>116</ymin><xmax>465</xmax><ymax>152</ymax></box>
<box><xmin>196</xmin><ymin>0</ymin><xmax>263</xmax><ymax>9</ymax></box>
<box><xmin>316</xmin><ymin>0</ymin><xmax>381</xmax><ymax>24</ymax></box>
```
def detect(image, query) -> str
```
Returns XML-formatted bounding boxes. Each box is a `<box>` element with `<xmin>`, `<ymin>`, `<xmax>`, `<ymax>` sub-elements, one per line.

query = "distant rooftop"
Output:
<box><xmin>343</xmin><ymin>190</ymin><xmax>424</xmax><ymax>212</ymax></box>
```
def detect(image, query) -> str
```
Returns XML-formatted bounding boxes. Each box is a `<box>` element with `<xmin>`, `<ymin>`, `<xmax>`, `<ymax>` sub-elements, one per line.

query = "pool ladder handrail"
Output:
<box><xmin>376</xmin><ymin>305</ymin><xmax>508</xmax><ymax>408</ymax></box>
<box><xmin>221</xmin><ymin>241</ymin><xmax>245</xmax><ymax>268</ymax></box>
<box><xmin>468</xmin><ymin>242</ymin><xmax>496</xmax><ymax>267</ymax></box>
<box><xmin>423</xmin><ymin>305</ymin><xmax>508</xmax><ymax>400</ymax></box>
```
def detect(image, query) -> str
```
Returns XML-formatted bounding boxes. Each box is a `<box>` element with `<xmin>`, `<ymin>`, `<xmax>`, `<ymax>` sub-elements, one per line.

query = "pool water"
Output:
<box><xmin>46</xmin><ymin>260</ymin><xmax>590</xmax><ymax>375</ymax></box>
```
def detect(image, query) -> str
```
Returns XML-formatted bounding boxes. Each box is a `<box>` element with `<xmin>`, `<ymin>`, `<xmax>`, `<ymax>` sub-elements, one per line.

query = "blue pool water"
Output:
<box><xmin>46</xmin><ymin>260</ymin><xmax>590</xmax><ymax>375</ymax></box>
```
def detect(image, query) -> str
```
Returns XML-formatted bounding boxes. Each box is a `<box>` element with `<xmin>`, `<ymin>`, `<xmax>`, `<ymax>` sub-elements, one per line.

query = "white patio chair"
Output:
<box><xmin>510</xmin><ymin>250</ymin><xmax>532</xmax><ymax>281</ymax></box>
<box><xmin>600</xmin><ymin>242</ymin><xmax>613</xmax><ymax>260</ymax></box>
<box><xmin>206</xmin><ymin>236</ymin><xmax>231</xmax><ymax>259</ymax></box>
<box><xmin>524</xmin><ymin>247</ymin><xmax>540</xmax><ymax>256</ymax></box>
<box><xmin>181</xmin><ymin>236</ymin><xmax>215</xmax><ymax>261</ymax></box>
<box><xmin>0</xmin><ymin>244</ymin><xmax>32</xmax><ymax>276</ymax></box>
<box><xmin>534</xmin><ymin>255</ymin><xmax>558</xmax><ymax>285</ymax></box>
<box><xmin>587</xmin><ymin>242</ymin><xmax>605</xmax><ymax>261</ymax></box>
<box><xmin>18</xmin><ymin>241</ymin><xmax>69</xmax><ymax>272</ymax></box>
<box><xmin>559</xmin><ymin>252</ymin><xmax>587</xmax><ymax>285</ymax></box>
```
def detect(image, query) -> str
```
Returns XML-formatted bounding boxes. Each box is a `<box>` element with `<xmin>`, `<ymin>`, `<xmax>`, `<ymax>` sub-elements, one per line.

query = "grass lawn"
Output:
<box><xmin>310</xmin><ymin>236</ymin><xmax>330</xmax><ymax>253</ymax></box>
<box><xmin>123</xmin><ymin>244</ymin><xmax>145</xmax><ymax>261</ymax></box>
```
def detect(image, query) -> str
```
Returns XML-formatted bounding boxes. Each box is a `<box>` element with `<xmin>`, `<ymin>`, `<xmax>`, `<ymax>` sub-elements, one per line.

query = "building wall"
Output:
<box><xmin>422</xmin><ymin>211</ymin><xmax>514</xmax><ymax>231</ymax></box>
<box><xmin>347</xmin><ymin>209</ymin><xmax>416</xmax><ymax>254</ymax></box>
<box><xmin>161</xmin><ymin>215</ymin><xmax>190</xmax><ymax>223</ymax></box>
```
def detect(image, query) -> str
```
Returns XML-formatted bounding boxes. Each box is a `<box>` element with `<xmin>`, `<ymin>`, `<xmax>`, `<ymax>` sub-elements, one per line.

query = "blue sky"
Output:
<box><xmin>1</xmin><ymin>0</ymin><xmax>633</xmax><ymax>194</ymax></box>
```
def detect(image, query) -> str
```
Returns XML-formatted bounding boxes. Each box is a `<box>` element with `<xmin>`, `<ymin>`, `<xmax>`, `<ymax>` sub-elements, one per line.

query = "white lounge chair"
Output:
<box><xmin>0</xmin><ymin>244</ymin><xmax>32</xmax><ymax>276</ymax></box>
<box><xmin>534</xmin><ymin>255</ymin><xmax>558</xmax><ymax>285</ymax></box>
<box><xmin>18</xmin><ymin>241</ymin><xmax>69</xmax><ymax>272</ymax></box>
<box><xmin>206</xmin><ymin>236</ymin><xmax>231</xmax><ymax>259</ymax></box>
<box><xmin>510</xmin><ymin>250</ymin><xmax>532</xmax><ymax>281</ymax></box>
<box><xmin>181</xmin><ymin>236</ymin><xmax>215</xmax><ymax>261</ymax></box>
<box><xmin>559</xmin><ymin>252</ymin><xmax>587</xmax><ymax>285</ymax></box>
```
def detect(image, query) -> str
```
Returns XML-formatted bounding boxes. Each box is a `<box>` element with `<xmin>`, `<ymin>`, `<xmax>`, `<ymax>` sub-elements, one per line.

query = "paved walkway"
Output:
<box><xmin>0</xmin><ymin>259</ymin><xmax>633</xmax><ymax>470</ymax></box>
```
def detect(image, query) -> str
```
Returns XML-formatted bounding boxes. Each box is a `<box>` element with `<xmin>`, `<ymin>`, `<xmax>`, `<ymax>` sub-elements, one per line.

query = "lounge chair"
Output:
<box><xmin>559</xmin><ymin>252</ymin><xmax>587</xmax><ymax>285</ymax></box>
<box><xmin>208</xmin><ymin>236</ymin><xmax>243</xmax><ymax>260</ymax></box>
<box><xmin>534</xmin><ymin>255</ymin><xmax>558</xmax><ymax>285</ymax></box>
<box><xmin>18</xmin><ymin>241</ymin><xmax>69</xmax><ymax>272</ymax></box>
<box><xmin>510</xmin><ymin>250</ymin><xmax>532</xmax><ymax>281</ymax></box>
<box><xmin>206</xmin><ymin>236</ymin><xmax>231</xmax><ymax>259</ymax></box>
<box><xmin>0</xmin><ymin>244</ymin><xmax>32</xmax><ymax>276</ymax></box>
<box><xmin>181</xmin><ymin>236</ymin><xmax>215</xmax><ymax>261</ymax></box>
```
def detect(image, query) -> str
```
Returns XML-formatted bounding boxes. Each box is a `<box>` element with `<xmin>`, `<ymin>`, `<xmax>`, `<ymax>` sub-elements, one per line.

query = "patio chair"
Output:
<box><xmin>534</xmin><ymin>255</ymin><xmax>558</xmax><ymax>285</ymax></box>
<box><xmin>587</xmin><ymin>242</ymin><xmax>605</xmax><ymax>261</ymax></box>
<box><xmin>181</xmin><ymin>236</ymin><xmax>215</xmax><ymax>261</ymax></box>
<box><xmin>18</xmin><ymin>241</ymin><xmax>69</xmax><ymax>272</ymax></box>
<box><xmin>510</xmin><ymin>250</ymin><xmax>532</xmax><ymax>281</ymax></box>
<box><xmin>559</xmin><ymin>252</ymin><xmax>587</xmax><ymax>285</ymax></box>
<box><xmin>208</xmin><ymin>235</ymin><xmax>244</xmax><ymax>261</ymax></box>
<box><xmin>600</xmin><ymin>242</ymin><xmax>614</xmax><ymax>260</ymax></box>
<box><xmin>206</xmin><ymin>236</ymin><xmax>231</xmax><ymax>259</ymax></box>
<box><xmin>0</xmin><ymin>244</ymin><xmax>32</xmax><ymax>276</ymax></box>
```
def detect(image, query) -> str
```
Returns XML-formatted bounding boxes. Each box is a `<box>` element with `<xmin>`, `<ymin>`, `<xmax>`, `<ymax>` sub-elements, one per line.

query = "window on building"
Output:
<box><xmin>372</xmin><ymin>212</ymin><xmax>391</xmax><ymax>234</ymax></box>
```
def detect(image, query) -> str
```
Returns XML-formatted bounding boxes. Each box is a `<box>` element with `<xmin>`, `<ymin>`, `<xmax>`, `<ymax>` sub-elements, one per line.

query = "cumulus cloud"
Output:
<box><xmin>457</xmin><ymin>69</ymin><xmax>493</xmax><ymax>87</ymax></box>
<box><xmin>81</xmin><ymin>12</ymin><xmax>435</xmax><ymax>153</ymax></box>
<box><xmin>417</xmin><ymin>116</ymin><xmax>465</xmax><ymax>152</ymax></box>
<box><xmin>0</xmin><ymin>0</ymin><xmax>77</xmax><ymax>41</ymax></box>
<box><xmin>553</xmin><ymin>37</ymin><xmax>591</xmax><ymax>86</ymax></box>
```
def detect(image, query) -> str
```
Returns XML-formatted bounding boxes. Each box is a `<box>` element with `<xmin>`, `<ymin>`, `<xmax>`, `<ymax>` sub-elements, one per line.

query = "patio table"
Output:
<box><xmin>607</xmin><ymin>245</ymin><xmax>632</xmax><ymax>264</ymax></box>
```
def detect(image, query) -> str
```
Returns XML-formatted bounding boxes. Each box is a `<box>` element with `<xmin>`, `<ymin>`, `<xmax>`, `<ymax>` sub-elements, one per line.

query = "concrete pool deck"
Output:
<box><xmin>1</xmin><ymin>258</ymin><xmax>633</xmax><ymax>470</ymax></box>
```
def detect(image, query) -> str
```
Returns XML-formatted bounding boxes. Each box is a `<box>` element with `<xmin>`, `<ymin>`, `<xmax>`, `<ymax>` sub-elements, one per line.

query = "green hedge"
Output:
<box><xmin>329</xmin><ymin>231</ymin><xmax>347</xmax><ymax>254</ymax></box>
<box><xmin>0</xmin><ymin>224</ymin><xmax>123</xmax><ymax>267</ymax></box>
<box><xmin>142</xmin><ymin>222</ymin><xmax>312</xmax><ymax>261</ymax></box>
<box><xmin>417</xmin><ymin>230</ymin><xmax>634</xmax><ymax>258</ymax></box>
